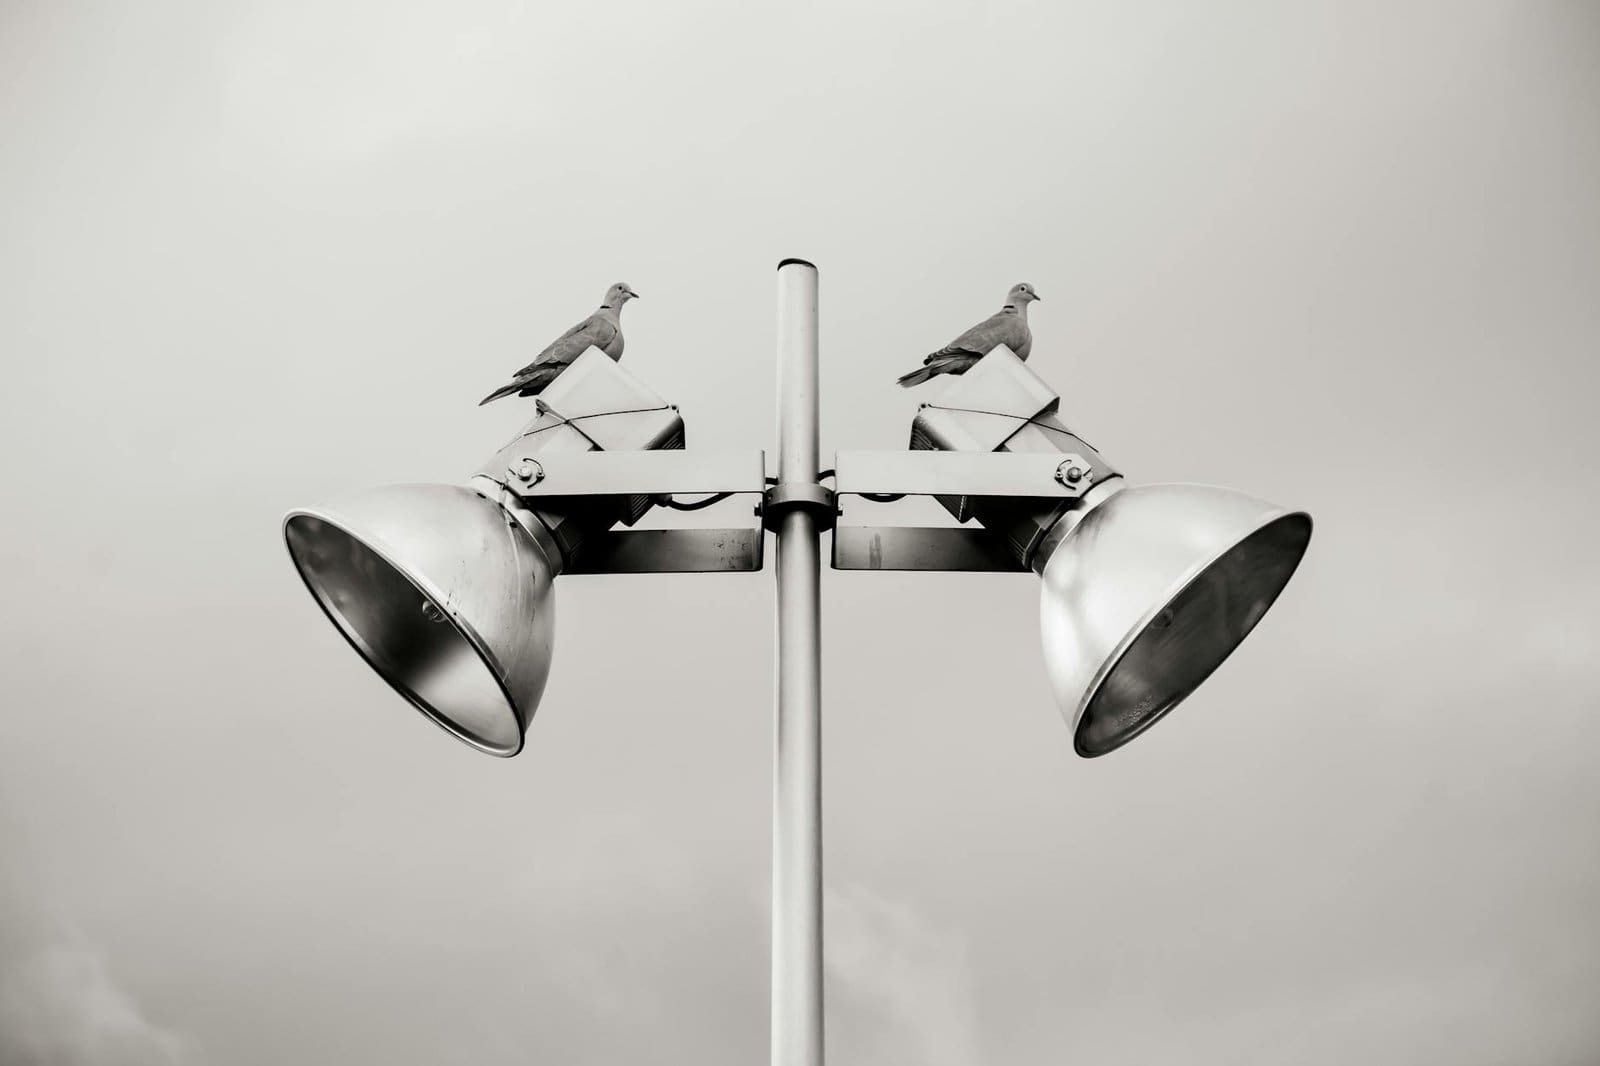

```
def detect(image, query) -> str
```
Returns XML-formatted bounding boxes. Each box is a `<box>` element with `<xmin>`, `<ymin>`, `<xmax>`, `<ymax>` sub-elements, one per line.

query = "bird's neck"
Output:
<box><xmin>1002</xmin><ymin>303</ymin><xmax>1028</xmax><ymax>321</ymax></box>
<box><xmin>596</xmin><ymin>304</ymin><xmax>623</xmax><ymax>322</ymax></box>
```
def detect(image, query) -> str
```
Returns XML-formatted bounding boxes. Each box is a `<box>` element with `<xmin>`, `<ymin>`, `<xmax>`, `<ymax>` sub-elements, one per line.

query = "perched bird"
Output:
<box><xmin>479</xmin><ymin>282</ymin><xmax>640</xmax><ymax>405</ymax></box>
<box><xmin>896</xmin><ymin>282</ymin><xmax>1040</xmax><ymax>388</ymax></box>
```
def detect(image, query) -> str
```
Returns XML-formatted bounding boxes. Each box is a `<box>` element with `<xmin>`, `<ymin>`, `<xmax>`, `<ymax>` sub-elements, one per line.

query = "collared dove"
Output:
<box><xmin>896</xmin><ymin>282</ymin><xmax>1040</xmax><ymax>388</ymax></box>
<box><xmin>479</xmin><ymin>282</ymin><xmax>640</xmax><ymax>405</ymax></box>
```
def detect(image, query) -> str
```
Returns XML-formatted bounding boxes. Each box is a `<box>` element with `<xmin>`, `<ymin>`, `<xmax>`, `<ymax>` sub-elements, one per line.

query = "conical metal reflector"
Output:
<box><xmin>1039</xmin><ymin>483</ymin><xmax>1312</xmax><ymax>757</ymax></box>
<box><xmin>283</xmin><ymin>484</ymin><xmax>557</xmax><ymax>757</ymax></box>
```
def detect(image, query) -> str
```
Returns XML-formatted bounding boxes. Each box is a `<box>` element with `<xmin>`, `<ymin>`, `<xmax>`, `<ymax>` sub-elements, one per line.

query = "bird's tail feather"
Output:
<box><xmin>478</xmin><ymin>366</ymin><xmax>561</xmax><ymax>405</ymax></box>
<box><xmin>898</xmin><ymin>353</ymin><xmax>979</xmax><ymax>388</ymax></box>
<box><xmin>478</xmin><ymin>379</ymin><xmax>535</xmax><ymax>405</ymax></box>
<box><xmin>478</xmin><ymin>381</ymin><xmax>524</xmax><ymax>405</ymax></box>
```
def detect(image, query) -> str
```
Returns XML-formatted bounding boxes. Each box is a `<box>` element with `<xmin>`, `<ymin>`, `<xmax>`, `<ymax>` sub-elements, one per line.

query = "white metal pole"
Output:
<box><xmin>772</xmin><ymin>258</ymin><xmax>823</xmax><ymax>1066</ymax></box>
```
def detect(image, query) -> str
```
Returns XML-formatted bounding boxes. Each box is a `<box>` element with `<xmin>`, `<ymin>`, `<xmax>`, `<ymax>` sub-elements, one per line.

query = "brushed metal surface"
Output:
<box><xmin>284</xmin><ymin>484</ymin><xmax>557</xmax><ymax>757</ymax></box>
<box><xmin>1038</xmin><ymin>483</ymin><xmax>1312</xmax><ymax>757</ymax></box>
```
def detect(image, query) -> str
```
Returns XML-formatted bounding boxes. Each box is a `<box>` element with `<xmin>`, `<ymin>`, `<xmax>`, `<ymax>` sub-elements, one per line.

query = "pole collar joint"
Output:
<box><xmin>762</xmin><ymin>483</ymin><xmax>836</xmax><ymax>532</ymax></box>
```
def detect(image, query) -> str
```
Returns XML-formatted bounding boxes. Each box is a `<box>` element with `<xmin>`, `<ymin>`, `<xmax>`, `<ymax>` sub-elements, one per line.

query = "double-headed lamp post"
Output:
<box><xmin>283</xmin><ymin>259</ymin><xmax>1311</xmax><ymax>1065</ymax></box>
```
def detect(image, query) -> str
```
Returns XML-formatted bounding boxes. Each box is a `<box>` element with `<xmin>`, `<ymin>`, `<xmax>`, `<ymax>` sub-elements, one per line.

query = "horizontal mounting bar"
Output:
<box><xmin>833</xmin><ymin>450</ymin><xmax>1094</xmax><ymax>499</ymax></box>
<box><xmin>563</xmin><ymin>527</ymin><xmax>764</xmax><ymax>575</ymax></box>
<box><xmin>832</xmin><ymin>526</ymin><xmax>1030</xmax><ymax>572</ymax></box>
<box><xmin>494</xmin><ymin>449</ymin><xmax>768</xmax><ymax>498</ymax></box>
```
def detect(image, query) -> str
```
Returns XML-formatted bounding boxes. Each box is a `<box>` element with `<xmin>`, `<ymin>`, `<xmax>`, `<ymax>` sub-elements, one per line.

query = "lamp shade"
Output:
<box><xmin>1039</xmin><ymin>483</ymin><xmax>1311</xmax><ymax>757</ymax></box>
<box><xmin>283</xmin><ymin>484</ymin><xmax>557</xmax><ymax>756</ymax></box>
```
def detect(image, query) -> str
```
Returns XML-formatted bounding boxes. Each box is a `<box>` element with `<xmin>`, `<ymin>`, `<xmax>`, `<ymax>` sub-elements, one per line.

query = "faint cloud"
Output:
<box><xmin>218</xmin><ymin>3</ymin><xmax>529</xmax><ymax>162</ymax></box>
<box><xmin>1512</xmin><ymin>609</ymin><xmax>1600</xmax><ymax>673</ymax></box>
<box><xmin>0</xmin><ymin>929</ymin><xmax>193</xmax><ymax>1066</ymax></box>
<box><xmin>826</xmin><ymin>883</ymin><xmax>979</xmax><ymax>1066</ymax></box>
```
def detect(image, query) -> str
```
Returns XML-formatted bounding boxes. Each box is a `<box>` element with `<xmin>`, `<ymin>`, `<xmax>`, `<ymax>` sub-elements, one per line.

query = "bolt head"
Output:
<box><xmin>508</xmin><ymin>459</ymin><xmax>543</xmax><ymax>484</ymax></box>
<box><xmin>1055</xmin><ymin>457</ymin><xmax>1091</xmax><ymax>487</ymax></box>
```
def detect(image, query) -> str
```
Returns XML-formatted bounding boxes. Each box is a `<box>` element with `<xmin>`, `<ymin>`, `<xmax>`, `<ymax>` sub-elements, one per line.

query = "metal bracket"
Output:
<box><xmin>832</xmin><ymin>527</ymin><xmax>1030</xmax><ymax>572</ymax></box>
<box><xmin>833</xmin><ymin>450</ymin><xmax>1095</xmax><ymax>501</ymax></box>
<box><xmin>473</xmin><ymin>449</ymin><xmax>769</xmax><ymax>575</ymax></box>
<box><xmin>762</xmin><ymin>482</ymin><xmax>836</xmax><ymax>532</ymax></box>
<box><xmin>484</xmin><ymin>449</ymin><xmax>767</xmax><ymax>499</ymax></box>
<box><xmin>829</xmin><ymin>449</ymin><xmax>1106</xmax><ymax>572</ymax></box>
<box><xmin>563</xmin><ymin>527</ymin><xmax>764</xmax><ymax>575</ymax></box>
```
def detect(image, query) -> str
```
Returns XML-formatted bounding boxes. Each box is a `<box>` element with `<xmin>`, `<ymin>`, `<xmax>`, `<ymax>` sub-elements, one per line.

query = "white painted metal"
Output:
<box><xmin>772</xmin><ymin>259</ymin><xmax>824</xmax><ymax>1066</ymax></box>
<box><xmin>833</xmin><ymin>449</ymin><xmax>1093</xmax><ymax>499</ymax></box>
<box><xmin>490</xmin><ymin>448</ymin><xmax>768</xmax><ymax>497</ymax></box>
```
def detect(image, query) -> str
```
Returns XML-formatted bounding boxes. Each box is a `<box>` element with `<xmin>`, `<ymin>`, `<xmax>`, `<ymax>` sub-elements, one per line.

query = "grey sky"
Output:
<box><xmin>2</xmin><ymin>0</ymin><xmax>1598</xmax><ymax>1062</ymax></box>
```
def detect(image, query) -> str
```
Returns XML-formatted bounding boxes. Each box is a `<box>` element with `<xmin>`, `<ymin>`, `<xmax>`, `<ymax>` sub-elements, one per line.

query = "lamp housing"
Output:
<box><xmin>893</xmin><ymin>347</ymin><xmax>1312</xmax><ymax>756</ymax></box>
<box><xmin>284</xmin><ymin>349</ymin><xmax>685</xmax><ymax>756</ymax></box>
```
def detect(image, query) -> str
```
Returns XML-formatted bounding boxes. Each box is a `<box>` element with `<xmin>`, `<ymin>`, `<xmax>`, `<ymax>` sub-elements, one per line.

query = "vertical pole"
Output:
<box><xmin>772</xmin><ymin>258</ymin><xmax>823</xmax><ymax>1066</ymax></box>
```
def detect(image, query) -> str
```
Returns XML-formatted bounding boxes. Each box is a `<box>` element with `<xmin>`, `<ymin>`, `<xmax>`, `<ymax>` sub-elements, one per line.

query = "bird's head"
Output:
<box><xmin>602</xmin><ymin>282</ymin><xmax>640</xmax><ymax>309</ymax></box>
<box><xmin>1005</xmin><ymin>282</ymin><xmax>1041</xmax><ymax>307</ymax></box>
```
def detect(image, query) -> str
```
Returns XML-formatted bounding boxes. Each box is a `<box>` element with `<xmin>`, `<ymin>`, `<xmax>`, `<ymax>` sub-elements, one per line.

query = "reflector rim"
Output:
<box><xmin>1069</xmin><ymin>505</ymin><xmax>1313</xmax><ymax>758</ymax></box>
<box><xmin>282</xmin><ymin>505</ymin><xmax>527</xmax><ymax>757</ymax></box>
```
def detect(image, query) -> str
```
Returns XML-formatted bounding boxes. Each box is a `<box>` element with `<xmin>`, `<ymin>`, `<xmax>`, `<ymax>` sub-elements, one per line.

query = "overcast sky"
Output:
<box><xmin>2</xmin><ymin>1</ymin><xmax>1598</xmax><ymax>1063</ymax></box>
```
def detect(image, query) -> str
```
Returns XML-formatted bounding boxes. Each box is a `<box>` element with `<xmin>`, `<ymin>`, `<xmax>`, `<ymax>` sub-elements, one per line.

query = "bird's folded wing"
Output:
<box><xmin>514</xmin><ymin>316</ymin><xmax>614</xmax><ymax>376</ymax></box>
<box><xmin>926</xmin><ymin>313</ymin><xmax>1008</xmax><ymax>362</ymax></box>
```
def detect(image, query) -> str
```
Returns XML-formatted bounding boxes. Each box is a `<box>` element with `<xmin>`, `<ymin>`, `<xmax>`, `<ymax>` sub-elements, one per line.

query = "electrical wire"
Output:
<box><xmin>825</xmin><ymin>464</ymin><xmax>902</xmax><ymax>502</ymax></box>
<box><xmin>661</xmin><ymin>492</ymin><xmax>734</xmax><ymax>512</ymax></box>
<box><xmin>917</xmin><ymin>403</ymin><xmax>1101</xmax><ymax>451</ymax></box>
<box><xmin>508</xmin><ymin>402</ymin><xmax>675</xmax><ymax>445</ymax></box>
<box><xmin>659</xmin><ymin>467</ymin><xmax>906</xmax><ymax>510</ymax></box>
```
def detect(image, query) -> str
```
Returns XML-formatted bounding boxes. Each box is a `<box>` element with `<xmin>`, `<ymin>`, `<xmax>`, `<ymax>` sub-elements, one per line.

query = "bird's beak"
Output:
<box><xmin>1033</xmin><ymin>292</ymin><xmax>1042</xmax><ymax>301</ymax></box>
<box><xmin>627</xmin><ymin>289</ymin><xmax>641</xmax><ymax>299</ymax></box>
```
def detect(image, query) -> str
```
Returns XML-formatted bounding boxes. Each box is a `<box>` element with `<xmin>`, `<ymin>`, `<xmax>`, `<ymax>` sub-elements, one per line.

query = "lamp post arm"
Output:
<box><xmin>467</xmin><ymin>451</ymin><xmax>770</xmax><ymax>574</ymax></box>
<box><xmin>476</xmin><ymin>448</ymin><xmax>769</xmax><ymax>499</ymax></box>
<box><xmin>833</xmin><ymin>449</ymin><xmax>1101</xmax><ymax>500</ymax></box>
